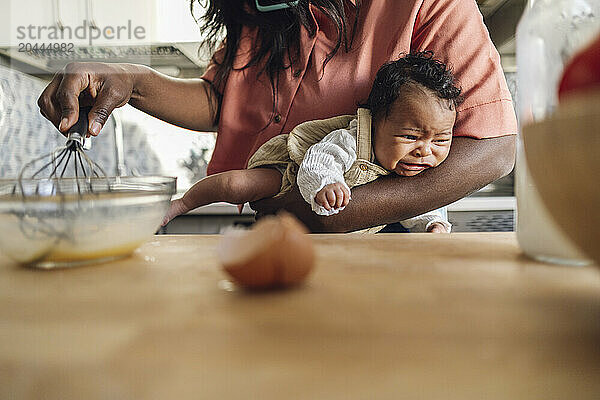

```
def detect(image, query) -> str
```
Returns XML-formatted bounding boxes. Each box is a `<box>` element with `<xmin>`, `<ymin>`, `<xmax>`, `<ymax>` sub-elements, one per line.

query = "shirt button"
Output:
<box><xmin>274</xmin><ymin>114</ymin><xmax>282</xmax><ymax>123</ymax></box>
<box><xmin>359</xmin><ymin>164</ymin><xmax>368</xmax><ymax>171</ymax></box>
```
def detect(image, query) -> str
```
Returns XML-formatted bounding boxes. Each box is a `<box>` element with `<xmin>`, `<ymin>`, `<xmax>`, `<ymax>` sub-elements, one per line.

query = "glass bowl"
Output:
<box><xmin>0</xmin><ymin>176</ymin><xmax>176</xmax><ymax>268</ymax></box>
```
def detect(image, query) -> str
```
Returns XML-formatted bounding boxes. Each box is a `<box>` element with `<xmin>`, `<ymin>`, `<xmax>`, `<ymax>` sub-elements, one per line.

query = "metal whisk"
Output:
<box><xmin>16</xmin><ymin>107</ymin><xmax>110</xmax><ymax>197</ymax></box>
<box><xmin>10</xmin><ymin>107</ymin><xmax>112</xmax><ymax>244</ymax></box>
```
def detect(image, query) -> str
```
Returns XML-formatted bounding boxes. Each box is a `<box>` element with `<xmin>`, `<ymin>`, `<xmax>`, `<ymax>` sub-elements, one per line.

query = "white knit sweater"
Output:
<box><xmin>296</xmin><ymin>119</ymin><xmax>452</xmax><ymax>232</ymax></box>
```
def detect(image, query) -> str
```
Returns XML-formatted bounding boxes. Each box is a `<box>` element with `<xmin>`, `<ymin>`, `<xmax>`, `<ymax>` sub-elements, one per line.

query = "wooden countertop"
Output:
<box><xmin>1</xmin><ymin>233</ymin><xmax>599</xmax><ymax>399</ymax></box>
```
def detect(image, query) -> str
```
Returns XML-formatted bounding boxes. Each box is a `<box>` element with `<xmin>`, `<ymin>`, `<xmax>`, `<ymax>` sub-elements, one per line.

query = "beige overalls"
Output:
<box><xmin>247</xmin><ymin>108</ymin><xmax>390</xmax><ymax>233</ymax></box>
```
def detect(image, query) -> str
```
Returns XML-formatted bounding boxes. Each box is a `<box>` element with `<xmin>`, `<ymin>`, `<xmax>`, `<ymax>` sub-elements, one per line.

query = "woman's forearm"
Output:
<box><xmin>251</xmin><ymin>135</ymin><xmax>516</xmax><ymax>232</ymax></box>
<box><xmin>127</xmin><ymin>64</ymin><xmax>219</xmax><ymax>132</ymax></box>
<box><xmin>37</xmin><ymin>61</ymin><xmax>219</xmax><ymax>135</ymax></box>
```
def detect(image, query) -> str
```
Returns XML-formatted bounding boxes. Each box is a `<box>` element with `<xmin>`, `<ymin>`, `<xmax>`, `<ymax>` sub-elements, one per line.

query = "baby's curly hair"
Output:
<box><xmin>362</xmin><ymin>51</ymin><xmax>463</xmax><ymax>119</ymax></box>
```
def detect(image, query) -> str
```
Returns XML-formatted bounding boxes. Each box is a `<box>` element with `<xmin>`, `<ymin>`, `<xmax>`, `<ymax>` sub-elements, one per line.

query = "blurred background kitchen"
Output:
<box><xmin>0</xmin><ymin>0</ymin><xmax>525</xmax><ymax>233</ymax></box>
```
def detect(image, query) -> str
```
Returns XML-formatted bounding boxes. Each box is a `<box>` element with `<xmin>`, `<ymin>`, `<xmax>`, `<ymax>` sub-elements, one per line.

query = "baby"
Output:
<box><xmin>163</xmin><ymin>51</ymin><xmax>462</xmax><ymax>232</ymax></box>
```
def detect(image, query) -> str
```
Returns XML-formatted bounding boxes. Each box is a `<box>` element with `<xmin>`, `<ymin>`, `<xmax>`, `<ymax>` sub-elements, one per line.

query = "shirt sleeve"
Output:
<box><xmin>399</xmin><ymin>209</ymin><xmax>452</xmax><ymax>233</ymax></box>
<box><xmin>411</xmin><ymin>0</ymin><xmax>517</xmax><ymax>139</ymax></box>
<box><xmin>296</xmin><ymin>120</ymin><xmax>358</xmax><ymax>216</ymax></box>
<box><xmin>200</xmin><ymin>45</ymin><xmax>225</xmax><ymax>94</ymax></box>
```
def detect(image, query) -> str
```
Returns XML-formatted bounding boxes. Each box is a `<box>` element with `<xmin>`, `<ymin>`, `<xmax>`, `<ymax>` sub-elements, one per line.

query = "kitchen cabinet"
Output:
<box><xmin>85</xmin><ymin>0</ymin><xmax>203</xmax><ymax>45</ymax></box>
<box><xmin>1</xmin><ymin>0</ymin><xmax>203</xmax><ymax>47</ymax></box>
<box><xmin>2</xmin><ymin>0</ymin><xmax>84</xmax><ymax>46</ymax></box>
<box><xmin>3</xmin><ymin>0</ymin><xmax>54</xmax><ymax>46</ymax></box>
<box><xmin>151</xmin><ymin>0</ymin><xmax>204</xmax><ymax>43</ymax></box>
<box><xmin>83</xmin><ymin>0</ymin><xmax>154</xmax><ymax>46</ymax></box>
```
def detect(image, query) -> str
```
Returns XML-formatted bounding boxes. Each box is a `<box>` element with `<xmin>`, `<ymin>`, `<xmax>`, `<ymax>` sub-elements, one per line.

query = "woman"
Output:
<box><xmin>37</xmin><ymin>0</ymin><xmax>517</xmax><ymax>232</ymax></box>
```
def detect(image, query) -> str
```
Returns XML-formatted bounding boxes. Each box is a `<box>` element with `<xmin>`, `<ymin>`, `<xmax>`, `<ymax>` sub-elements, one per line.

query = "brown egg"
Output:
<box><xmin>217</xmin><ymin>213</ymin><xmax>315</xmax><ymax>289</ymax></box>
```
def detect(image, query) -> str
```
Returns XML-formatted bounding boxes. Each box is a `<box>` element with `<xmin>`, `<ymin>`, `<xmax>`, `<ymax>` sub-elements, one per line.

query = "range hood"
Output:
<box><xmin>0</xmin><ymin>42</ymin><xmax>208</xmax><ymax>77</ymax></box>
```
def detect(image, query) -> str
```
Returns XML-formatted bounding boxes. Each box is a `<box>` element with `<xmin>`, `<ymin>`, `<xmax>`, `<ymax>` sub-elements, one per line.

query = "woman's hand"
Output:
<box><xmin>38</xmin><ymin>62</ymin><xmax>219</xmax><ymax>136</ymax></box>
<box><xmin>38</xmin><ymin>62</ymin><xmax>137</xmax><ymax>136</ymax></box>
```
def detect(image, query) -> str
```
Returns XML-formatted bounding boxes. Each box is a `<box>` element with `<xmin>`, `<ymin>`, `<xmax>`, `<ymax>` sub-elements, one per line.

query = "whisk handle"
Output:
<box><xmin>66</xmin><ymin>107</ymin><xmax>92</xmax><ymax>150</ymax></box>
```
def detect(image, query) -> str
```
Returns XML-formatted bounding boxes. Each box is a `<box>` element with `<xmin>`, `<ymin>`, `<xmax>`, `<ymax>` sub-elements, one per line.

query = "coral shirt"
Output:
<box><xmin>201</xmin><ymin>0</ymin><xmax>517</xmax><ymax>175</ymax></box>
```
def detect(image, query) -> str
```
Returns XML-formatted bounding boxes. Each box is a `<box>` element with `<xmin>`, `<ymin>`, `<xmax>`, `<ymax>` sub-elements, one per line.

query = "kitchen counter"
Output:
<box><xmin>174</xmin><ymin>196</ymin><xmax>516</xmax><ymax>215</ymax></box>
<box><xmin>1</xmin><ymin>233</ymin><xmax>599</xmax><ymax>399</ymax></box>
<box><xmin>164</xmin><ymin>197</ymin><xmax>517</xmax><ymax>233</ymax></box>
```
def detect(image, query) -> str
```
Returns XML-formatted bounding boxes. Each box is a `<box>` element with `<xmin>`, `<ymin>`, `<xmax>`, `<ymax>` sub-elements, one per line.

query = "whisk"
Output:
<box><xmin>11</xmin><ymin>107</ymin><xmax>111</xmax><ymax>244</ymax></box>
<box><xmin>16</xmin><ymin>107</ymin><xmax>110</xmax><ymax>197</ymax></box>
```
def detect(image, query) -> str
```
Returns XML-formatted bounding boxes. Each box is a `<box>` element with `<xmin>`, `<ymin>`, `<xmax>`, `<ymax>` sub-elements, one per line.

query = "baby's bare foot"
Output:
<box><xmin>162</xmin><ymin>199</ymin><xmax>189</xmax><ymax>226</ymax></box>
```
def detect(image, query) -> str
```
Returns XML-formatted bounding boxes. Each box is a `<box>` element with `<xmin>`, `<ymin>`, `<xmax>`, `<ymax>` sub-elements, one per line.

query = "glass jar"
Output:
<box><xmin>515</xmin><ymin>0</ymin><xmax>600</xmax><ymax>265</ymax></box>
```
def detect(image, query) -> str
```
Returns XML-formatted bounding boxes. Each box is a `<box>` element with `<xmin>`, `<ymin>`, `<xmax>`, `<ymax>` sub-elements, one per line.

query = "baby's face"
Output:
<box><xmin>373</xmin><ymin>87</ymin><xmax>456</xmax><ymax>177</ymax></box>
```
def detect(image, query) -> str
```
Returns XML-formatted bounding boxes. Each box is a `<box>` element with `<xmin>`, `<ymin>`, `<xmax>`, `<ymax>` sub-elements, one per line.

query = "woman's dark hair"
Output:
<box><xmin>361</xmin><ymin>51</ymin><xmax>463</xmax><ymax>120</ymax></box>
<box><xmin>190</xmin><ymin>0</ymin><xmax>362</xmax><ymax>123</ymax></box>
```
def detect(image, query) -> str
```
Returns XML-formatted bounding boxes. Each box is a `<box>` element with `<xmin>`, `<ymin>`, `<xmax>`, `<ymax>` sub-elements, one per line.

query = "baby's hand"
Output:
<box><xmin>426</xmin><ymin>222</ymin><xmax>449</xmax><ymax>233</ymax></box>
<box><xmin>315</xmin><ymin>183</ymin><xmax>351</xmax><ymax>211</ymax></box>
<box><xmin>161</xmin><ymin>198</ymin><xmax>190</xmax><ymax>226</ymax></box>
